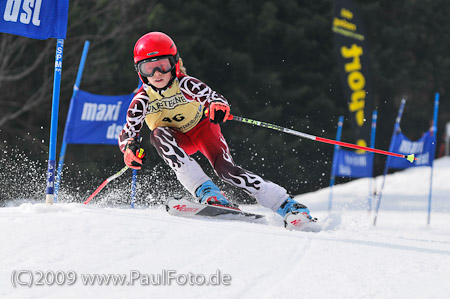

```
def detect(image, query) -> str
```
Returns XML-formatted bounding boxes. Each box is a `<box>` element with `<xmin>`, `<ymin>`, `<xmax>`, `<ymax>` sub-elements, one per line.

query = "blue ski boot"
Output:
<box><xmin>276</xmin><ymin>197</ymin><xmax>313</xmax><ymax>220</ymax></box>
<box><xmin>195</xmin><ymin>180</ymin><xmax>231</xmax><ymax>206</ymax></box>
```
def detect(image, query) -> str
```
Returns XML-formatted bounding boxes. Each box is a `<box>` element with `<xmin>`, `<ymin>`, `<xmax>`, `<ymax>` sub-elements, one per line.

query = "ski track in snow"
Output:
<box><xmin>1</xmin><ymin>157</ymin><xmax>450</xmax><ymax>298</ymax></box>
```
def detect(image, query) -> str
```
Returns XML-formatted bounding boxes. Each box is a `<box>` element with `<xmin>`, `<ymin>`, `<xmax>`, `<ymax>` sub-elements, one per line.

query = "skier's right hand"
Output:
<box><xmin>124</xmin><ymin>138</ymin><xmax>146</xmax><ymax>170</ymax></box>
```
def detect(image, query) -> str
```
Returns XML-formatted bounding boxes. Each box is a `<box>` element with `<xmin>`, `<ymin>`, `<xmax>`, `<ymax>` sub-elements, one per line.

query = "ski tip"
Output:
<box><xmin>406</xmin><ymin>154</ymin><xmax>415</xmax><ymax>163</ymax></box>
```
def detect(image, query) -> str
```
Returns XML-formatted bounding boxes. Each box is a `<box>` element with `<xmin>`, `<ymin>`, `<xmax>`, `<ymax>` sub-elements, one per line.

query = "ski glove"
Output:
<box><xmin>124</xmin><ymin>138</ymin><xmax>146</xmax><ymax>170</ymax></box>
<box><xmin>209</xmin><ymin>101</ymin><xmax>230</xmax><ymax>124</ymax></box>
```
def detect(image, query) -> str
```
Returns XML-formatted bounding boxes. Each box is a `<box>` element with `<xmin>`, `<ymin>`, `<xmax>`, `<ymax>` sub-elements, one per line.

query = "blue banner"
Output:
<box><xmin>386</xmin><ymin>131</ymin><xmax>436</xmax><ymax>169</ymax></box>
<box><xmin>64</xmin><ymin>90</ymin><xmax>132</xmax><ymax>145</ymax></box>
<box><xmin>0</xmin><ymin>0</ymin><xmax>69</xmax><ymax>39</ymax></box>
<box><xmin>335</xmin><ymin>149</ymin><xmax>373</xmax><ymax>178</ymax></box>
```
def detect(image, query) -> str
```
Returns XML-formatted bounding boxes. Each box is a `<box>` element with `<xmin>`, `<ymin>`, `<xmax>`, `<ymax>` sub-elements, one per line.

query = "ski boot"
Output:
<box><xmin>276</xmin><ymin>197</ymin><xmax>315</xmax><ymax>221</ymax></box>
<box><xmin>195</xmin><ymin>180</ymin><xmax>233</xmax><ymax>207</ymax></box>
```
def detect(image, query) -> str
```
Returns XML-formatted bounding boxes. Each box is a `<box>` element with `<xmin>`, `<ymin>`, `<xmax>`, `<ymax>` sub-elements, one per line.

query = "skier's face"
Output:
<box><xmin>147</xmin><ymin>71</ymin><xmax>172</xmax><ymax>89</ymax></box>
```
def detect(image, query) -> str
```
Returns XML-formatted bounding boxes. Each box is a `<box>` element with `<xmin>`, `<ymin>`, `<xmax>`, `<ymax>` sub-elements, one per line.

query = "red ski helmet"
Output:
<box><xmin>133</xmin><ymin>32</ymin><xmax>180</xmax><ymax>84</ymax></box>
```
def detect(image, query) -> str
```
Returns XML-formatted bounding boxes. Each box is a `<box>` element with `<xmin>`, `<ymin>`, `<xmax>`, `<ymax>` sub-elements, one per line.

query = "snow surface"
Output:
<box><xmin>1</xmin><ymin>158</ymin><xmax>450</xmax><ymax>299</ymax></box>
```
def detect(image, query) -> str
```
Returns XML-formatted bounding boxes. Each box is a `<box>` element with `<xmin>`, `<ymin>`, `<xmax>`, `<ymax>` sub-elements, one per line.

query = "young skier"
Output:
<box><xmin>118</xmin><ymin>31</ymin><xmax>313</xmax><ymax>221</ymax></box>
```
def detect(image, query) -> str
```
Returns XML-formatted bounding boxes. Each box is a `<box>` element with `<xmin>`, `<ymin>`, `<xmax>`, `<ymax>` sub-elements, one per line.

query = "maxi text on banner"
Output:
<box><xmin>0</xmin><ymin>0</ymin><xmax>69</xmax><ymax>39</ymax></box>
<box><xmin>64</xmin><ymin>90</ymin><xmax>132</xmax><ymax>145</ymax></box>
<box><xmin>386</xmin><ymin>130</ymin><xmax>436</xmax><ymax>169</ymax></box>
<box><xmin>332</xmin><ymin>0</ymin><xmax>373</xmax><ymax>149</ymax></box>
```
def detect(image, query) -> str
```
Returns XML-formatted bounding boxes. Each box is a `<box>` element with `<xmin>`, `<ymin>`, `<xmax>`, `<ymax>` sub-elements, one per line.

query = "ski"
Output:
<box><xmin>166</xmin><ymin>197</ymin><xmax>264</xmax><ymax>219</ymax></box>
<box><xmin>165</xmin><ymin>197</ymin><xmax>321</xmax><ymax>231</ymax></box>
<box><xmin>284</xmin><ymin>212</ymin><xmax>321</xmax><ymax>232</ymax></box>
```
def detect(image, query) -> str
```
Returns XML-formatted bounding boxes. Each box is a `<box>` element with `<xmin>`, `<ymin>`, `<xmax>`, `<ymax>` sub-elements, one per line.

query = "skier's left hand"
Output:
<box><xmin>209</xmin><ymin>101</ymin><xmax>230</xmax><ymax>124</ymax></box>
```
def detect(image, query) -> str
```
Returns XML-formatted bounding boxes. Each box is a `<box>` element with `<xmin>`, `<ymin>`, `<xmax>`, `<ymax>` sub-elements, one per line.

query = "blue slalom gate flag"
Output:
<box><xmin>334</xmin><ymin>149</ymin><xmax>374</xmax><ymax>178</ymax></box>
<box><xmin>0</xmin><ymin>0</ymin><xmax>69</xmax><ymax>204</ymax></box>
<box><xmin>0</xmin><ymin>0</ymin><xmax>69</xmax><ymax>39</ymax></box>
<box><xmin>328</xmin><ymin>111</ymin><xmax>377</xmax><ymax>211</ymax></box>
<box><xmin>63</xmin><ymin>90</ymin><xmax>132</xmax><ymax>145</ymax></box>
<box><xmin>386</xmin><ymin>130</ymin><xmax>436</xmax><ymax>169</ymax></box>
<box><xmin>1</xmin><ymin>0</ymin><xmax>70</xmax><ymax>204</ymax></box>
<box><xmin>374</xmin><ymin>94</ymin><xmax>439</xmax><ymax>226</ymax></box>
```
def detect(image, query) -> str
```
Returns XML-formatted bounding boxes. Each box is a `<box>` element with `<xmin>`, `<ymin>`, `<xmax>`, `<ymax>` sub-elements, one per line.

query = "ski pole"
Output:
<box><xmin>209</xmin><ymin>110</ymin><xmax>416</xmax><ymax>162</ymax></box>
<box><xmin>84</xmin><ymin>166</ymin><xmax>129</xmax><ymax>204</ymax></box>
<box><xmin>84</xmin><ymin>138</ymin><xmax>145</xmax><ymax>205</ymax></box>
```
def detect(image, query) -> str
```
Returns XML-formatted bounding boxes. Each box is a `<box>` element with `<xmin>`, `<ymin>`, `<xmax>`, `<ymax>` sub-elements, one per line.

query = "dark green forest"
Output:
<box><xmin>1</xmin><ymin>0</ymin><xmax>449</xmax><ymax>204</ymax></box>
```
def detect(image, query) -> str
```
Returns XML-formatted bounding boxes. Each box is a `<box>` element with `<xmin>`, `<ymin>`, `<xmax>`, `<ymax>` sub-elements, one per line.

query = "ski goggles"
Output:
<box><xmin>136</xmin><ymin>57</ymin><xmax>175</xmax><ymax>77</ymax></box>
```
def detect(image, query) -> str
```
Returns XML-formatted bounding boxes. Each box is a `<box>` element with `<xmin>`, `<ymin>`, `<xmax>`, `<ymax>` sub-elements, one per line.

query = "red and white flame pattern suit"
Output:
<box><xmin>119</xmin><ymin>75</ymin><xmax>288</xmax><ymax>211</ymax></box>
